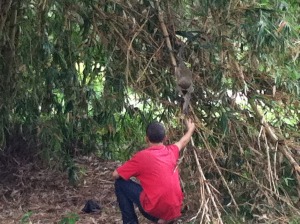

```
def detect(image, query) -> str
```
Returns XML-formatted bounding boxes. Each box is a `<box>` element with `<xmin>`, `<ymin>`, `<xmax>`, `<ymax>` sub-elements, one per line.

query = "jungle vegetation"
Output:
<box><xmin>0</xmin><ymin>0</ymin><xmax>300</xmax><ymax>222</ymax></box>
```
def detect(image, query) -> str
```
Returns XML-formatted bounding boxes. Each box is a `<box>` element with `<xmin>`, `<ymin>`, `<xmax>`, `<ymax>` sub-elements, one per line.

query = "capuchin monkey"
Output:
<box><xmin>175</xmin><ymin>44</ymin><xmax>194</xmax><ymax>114</ymax></box>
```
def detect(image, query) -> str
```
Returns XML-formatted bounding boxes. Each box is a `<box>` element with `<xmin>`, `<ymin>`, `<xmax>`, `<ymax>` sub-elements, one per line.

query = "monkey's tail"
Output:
<box><xmin>182</xmin><ymin>93</ymin><xmax>191</xmax><ymax>115</ymax></box>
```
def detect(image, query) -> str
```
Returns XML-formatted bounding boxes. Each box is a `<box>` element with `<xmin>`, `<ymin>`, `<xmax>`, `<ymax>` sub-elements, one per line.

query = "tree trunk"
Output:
<box><xmin>0</xmin><ymin>0</ymin><xmax>20</xmax><ymax>146</ymax></box>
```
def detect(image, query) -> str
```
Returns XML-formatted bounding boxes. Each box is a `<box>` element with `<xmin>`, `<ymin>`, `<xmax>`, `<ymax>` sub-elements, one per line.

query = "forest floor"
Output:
<box><xmin>0</xmin><ymin>155</ymin><xmax>191</xmax><ymax>224</ymax></box>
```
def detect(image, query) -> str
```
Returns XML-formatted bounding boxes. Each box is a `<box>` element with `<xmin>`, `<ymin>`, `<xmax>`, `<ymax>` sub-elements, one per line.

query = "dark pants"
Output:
<box><xmin>115</xmin><ymin>178</ymin><xmax>159</xmax><ymax>224</ymax></box>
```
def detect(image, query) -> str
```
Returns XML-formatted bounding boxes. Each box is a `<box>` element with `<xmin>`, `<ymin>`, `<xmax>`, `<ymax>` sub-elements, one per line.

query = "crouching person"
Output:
<box><xmin>113</xmin><ymin>119</ymin><xmax>196</xmax><ymax>224</ymax></box>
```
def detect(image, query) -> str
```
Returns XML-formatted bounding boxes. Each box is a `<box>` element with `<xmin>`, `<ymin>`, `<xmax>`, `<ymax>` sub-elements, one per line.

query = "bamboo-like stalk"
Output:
<box><xmin>154</xmin><ymin>0</ymin><xmax>177</xmax><ymax>69</ymax></box>
<box><xmin>191</xmin><ymin>140</ymin><xmax>224</xmax><ymax>224</ymax></box>
<box><xmin>250</xmin><ymin>99</ymin><xmax>300</xmax><ymax>198</ymax></box>
<box><xmin>0</xmin><ymin>0</ymin><xmax>13</xmax><ymax>38</ymax></box>
<box><xmin>250</xmin><ymin>100</ymin><xmax>278</xmax><ymax>142</ymax></box>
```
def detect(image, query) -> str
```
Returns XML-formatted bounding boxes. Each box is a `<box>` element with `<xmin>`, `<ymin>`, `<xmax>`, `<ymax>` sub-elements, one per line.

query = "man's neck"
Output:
<box><xmin>148</xmin><ymin>142</ymin><xmax>164</xmax><ymax>147</ymax></box>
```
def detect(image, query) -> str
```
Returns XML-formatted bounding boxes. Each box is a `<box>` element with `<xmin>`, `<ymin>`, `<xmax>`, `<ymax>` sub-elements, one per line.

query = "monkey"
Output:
<box><xmin>175</xmin><ymin>44</ymin><xmax>194</xmax><ymax>114</ymax></box>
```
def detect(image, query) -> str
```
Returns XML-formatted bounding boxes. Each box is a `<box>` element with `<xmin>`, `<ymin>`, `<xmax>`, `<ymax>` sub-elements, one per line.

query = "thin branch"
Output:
<box><xmin>190</xmin><ymin>137</ymin><xmax>224</xmax><ymax>223</ymax></box>
<box><xmin>154</xmin><ymin>0</ymin><xmax>177</xmax><ymax>68</ymax></box>
<box><xmin>250</xmin><ymin>99</ymin><xmax>300</xmax><ymax>198</ymax></box>
<box><xmin>200</xmin><ymin>131</ymin><xmax>239</xmax><ymax>211</ymax></box>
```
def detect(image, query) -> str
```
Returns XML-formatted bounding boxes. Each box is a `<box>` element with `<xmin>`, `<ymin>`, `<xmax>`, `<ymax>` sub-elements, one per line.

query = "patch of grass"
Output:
<box><xmin>19</xmin><ymin>211</ymin><xmax>33</xmax><ymax>224</ymax></box>
<box><xmin>58</xmin><ymin>213</ymin><xmax>79</xmax><ymax>224</ymax></box>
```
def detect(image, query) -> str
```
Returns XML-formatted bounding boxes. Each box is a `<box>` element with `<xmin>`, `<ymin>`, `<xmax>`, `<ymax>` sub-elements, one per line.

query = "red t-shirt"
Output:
<box><xmin>116</xmin><ymin>144</ymin><xmax>183</xmax><ymax>221</ymax></box>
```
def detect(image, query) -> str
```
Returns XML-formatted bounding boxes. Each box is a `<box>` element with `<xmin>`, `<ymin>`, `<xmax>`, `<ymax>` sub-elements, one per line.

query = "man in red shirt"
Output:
<box><xmin>113</xmin><ymin>119</ymin><xmax>195</xmax><ymax>224</ymax></box>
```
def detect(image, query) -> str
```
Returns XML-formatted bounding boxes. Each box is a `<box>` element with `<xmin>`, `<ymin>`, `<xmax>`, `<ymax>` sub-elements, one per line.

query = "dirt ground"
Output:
<box><xmin>0</xmin><ymin>156</ymin><xmax>191</xmax><ymax>224</ymax></box>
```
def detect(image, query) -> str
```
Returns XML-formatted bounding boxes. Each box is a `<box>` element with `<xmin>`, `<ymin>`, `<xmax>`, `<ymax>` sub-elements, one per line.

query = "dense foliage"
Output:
<box><xmin>0</xmin><ymin>0</ymin><xmax>300</xmax><ymax>222</ymax></box>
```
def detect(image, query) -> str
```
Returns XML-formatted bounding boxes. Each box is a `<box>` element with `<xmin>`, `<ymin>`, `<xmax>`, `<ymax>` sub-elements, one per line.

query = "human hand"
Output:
<box><xmin>185</xmin><ymin>118</ymin><xmax>195</xmax><ymax>132</ymax></box>
<box><xmin>175</xmin><ymin>118</ymin><xmax>196</xmax><ymax>151</ymax></box>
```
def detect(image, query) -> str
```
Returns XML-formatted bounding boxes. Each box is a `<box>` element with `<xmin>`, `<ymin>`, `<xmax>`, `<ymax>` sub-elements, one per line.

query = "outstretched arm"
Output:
<box><xmin>174</xmin><ymin>118</ymin><xmax>196</xmax><ymax>151</ymax></box>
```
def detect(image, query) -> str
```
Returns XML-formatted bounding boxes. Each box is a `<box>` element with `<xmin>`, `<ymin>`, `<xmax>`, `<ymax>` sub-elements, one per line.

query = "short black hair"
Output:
<box><xmin>146</xmin><ymin>122</ymin><xmax>165</xmax><ymax>143</ymax></box>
